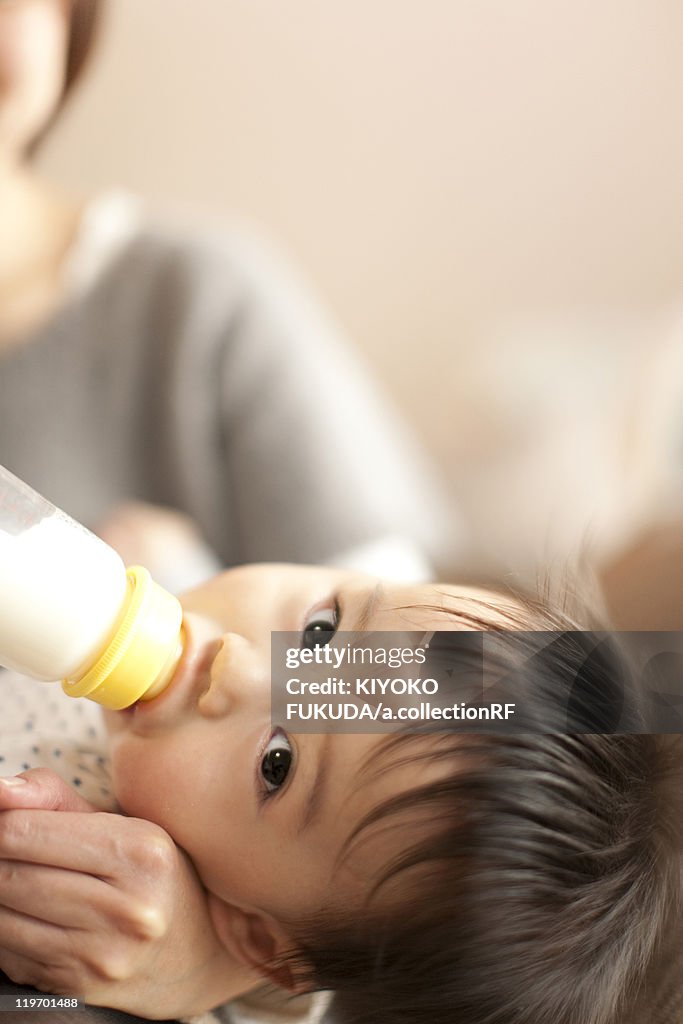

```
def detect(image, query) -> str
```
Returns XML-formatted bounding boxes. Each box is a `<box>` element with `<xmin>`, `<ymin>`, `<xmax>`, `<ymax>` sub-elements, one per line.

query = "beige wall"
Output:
<box><xmin>38</xmin><ymin>0</ymin><xmax>683</xmax><ymax>571</ymax></box>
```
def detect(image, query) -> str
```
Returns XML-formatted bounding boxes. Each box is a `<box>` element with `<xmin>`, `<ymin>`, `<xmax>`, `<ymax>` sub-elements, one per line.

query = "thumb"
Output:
<box><xmin>0</xmin><ymin>767</ymin><xmax>99</xmax><ymax>813</ymax></box>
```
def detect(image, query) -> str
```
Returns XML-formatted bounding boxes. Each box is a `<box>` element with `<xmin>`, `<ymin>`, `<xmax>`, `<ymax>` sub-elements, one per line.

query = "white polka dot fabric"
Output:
<box><xmin>0</xmin><ymin>669</ymin><xmax>115</xmax><ymax>810</ymax></box>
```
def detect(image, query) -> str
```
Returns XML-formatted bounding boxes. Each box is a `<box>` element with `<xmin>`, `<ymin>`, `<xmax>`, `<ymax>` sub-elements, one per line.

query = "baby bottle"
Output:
<box><xmin>0</xmin><ymin>464</ymin><xmax>184</xmax><ymax>710</ymax></box>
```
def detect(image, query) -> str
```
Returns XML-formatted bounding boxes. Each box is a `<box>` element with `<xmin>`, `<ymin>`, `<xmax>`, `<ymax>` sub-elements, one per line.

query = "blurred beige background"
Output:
<box><xmin>37</xmin><ymin>0</ymin><xmax>683</xmax><ymax>574</ymax></box>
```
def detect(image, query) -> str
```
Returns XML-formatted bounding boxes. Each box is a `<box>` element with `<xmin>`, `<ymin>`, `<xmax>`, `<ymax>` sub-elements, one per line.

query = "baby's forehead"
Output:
<box><xmin>329</xmin><ymin>732</ymin><xmax>453</xmax><ymax>893</ymax></box>
<box><xmin>357</xmin><ymin>730</ymin><xmax>455</xmax><ymax>781</ymax></box>
<box><xmin>371</xmin><ymin>580</ymin><xmax>527</xmax><ymax>631</ymax></box>
<box><xmin>338</xmin><ymin>732</ymin><xmax>453</xmax><ymax>835</ymax></box>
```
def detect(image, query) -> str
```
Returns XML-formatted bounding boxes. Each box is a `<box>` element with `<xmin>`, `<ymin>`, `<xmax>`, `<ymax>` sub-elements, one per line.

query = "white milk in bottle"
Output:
<box><xmin>0</xmin><ymin>465</ymin><xmax>184</xmax><ymax>709</ymax></box>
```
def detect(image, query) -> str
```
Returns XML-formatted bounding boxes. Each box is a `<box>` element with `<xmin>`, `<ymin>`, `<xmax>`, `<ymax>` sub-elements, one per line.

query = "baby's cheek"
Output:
<box><xmin>108</xmin><ymin>735</ymin><xmax>178</xmax><ymax>824</ymax></box>
<box><xmin>111</xmin><ymin>743</ymin><xmax>219</xmax><ymax>876</ymax></box>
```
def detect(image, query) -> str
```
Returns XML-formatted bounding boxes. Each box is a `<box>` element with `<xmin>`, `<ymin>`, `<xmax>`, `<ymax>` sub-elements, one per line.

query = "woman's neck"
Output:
<box><xmin>0</xmin><ymin>164</ymin><xmax>84</xmax><ymax>351</ymax></box>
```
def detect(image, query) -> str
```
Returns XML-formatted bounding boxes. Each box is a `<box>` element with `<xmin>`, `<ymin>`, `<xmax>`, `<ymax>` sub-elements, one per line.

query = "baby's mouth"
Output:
<box><xmin>124</xmin><ymin>615</ymin><xmax>224</xmax><ymax>726</ymax></box>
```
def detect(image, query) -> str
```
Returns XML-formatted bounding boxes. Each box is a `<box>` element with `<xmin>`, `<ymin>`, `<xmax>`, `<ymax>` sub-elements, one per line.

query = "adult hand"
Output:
<box><xmin>0</xmin><ymin>770</ymin><xmax>257</xmax><ymax>1019</ymax></box>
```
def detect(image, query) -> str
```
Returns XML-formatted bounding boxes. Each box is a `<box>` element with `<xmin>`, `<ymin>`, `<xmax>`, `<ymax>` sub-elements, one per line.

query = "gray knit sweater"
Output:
<box><xmin>0</xmin><ymin>193</ymin><xmax>454</xmax><ymax>580</ymax></box>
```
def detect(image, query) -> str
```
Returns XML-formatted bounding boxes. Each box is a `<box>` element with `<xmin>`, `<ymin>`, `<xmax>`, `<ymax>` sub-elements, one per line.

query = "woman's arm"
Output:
<box><xmin>152</xmin><ymin>226</ymin><xmax>459</xmax><ymax>578</ymax></box>
<box><xmin>213</xmin><ymin>234</ymin><xmax>456</xmax><ymax>572</ymax></box>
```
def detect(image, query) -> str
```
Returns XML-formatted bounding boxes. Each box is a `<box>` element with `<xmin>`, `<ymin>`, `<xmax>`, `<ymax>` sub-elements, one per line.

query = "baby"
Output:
<box><xmin>0</xmin><ymin>562</ymin><xmax>679</xmax><ymax>1024</ymax></box>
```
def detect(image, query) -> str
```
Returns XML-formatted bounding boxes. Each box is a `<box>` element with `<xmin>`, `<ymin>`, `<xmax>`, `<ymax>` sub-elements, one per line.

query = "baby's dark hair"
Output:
<box><xmin>278</xmin><ymin>585</ymin><xmax>683</xmax><ymax>1024</ymax></box>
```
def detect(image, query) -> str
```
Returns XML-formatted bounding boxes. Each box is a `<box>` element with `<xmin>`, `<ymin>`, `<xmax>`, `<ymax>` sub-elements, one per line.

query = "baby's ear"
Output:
<box><xmin>207</xmin><ymin>894</ymin><xmax>310</xmax><ymax>993</ymax></box>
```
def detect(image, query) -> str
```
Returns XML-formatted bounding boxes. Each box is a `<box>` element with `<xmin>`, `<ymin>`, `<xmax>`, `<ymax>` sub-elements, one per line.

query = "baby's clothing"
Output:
<box><xmin>0</xmin><ymin>670</ymin><xmax>115</xmax><ymax>809</ymax></box>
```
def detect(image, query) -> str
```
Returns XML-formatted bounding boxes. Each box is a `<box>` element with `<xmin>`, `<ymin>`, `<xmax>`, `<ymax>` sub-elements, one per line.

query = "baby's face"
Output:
<box><xmin>104</xmin><ymin>564</ymin><xmax>516</xmax><ymax>955</ymax></box>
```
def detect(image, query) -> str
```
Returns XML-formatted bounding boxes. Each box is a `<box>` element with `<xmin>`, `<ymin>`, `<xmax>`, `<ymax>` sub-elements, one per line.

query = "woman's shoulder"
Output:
<box><xmin>67</xmin><ymin>191</ymin><xmax>308</xmax><ymax>309</ymax></box>
<box><xmin>62</xmin><ymin>191</ymin><xmax>347</xmax><ymax>373</ymax></box>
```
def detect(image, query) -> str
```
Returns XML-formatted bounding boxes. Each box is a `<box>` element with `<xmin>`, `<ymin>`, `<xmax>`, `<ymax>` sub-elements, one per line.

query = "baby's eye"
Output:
<box><xmin>261</xmin><ymin>729</ymin><xmax>293</xmax><ymax>793</ymax></box>
<box><xmin>302</xmin><ymin>603</ymin><xmax>339</xmax><ymax>649</ymax></box>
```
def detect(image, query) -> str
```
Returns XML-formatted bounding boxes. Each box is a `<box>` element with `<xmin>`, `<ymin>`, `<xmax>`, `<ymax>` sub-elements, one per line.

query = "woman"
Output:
<box><xmin>0</xmin><ymin>0</ymin><xmax>455</xmax><ymax>594</ymax></box>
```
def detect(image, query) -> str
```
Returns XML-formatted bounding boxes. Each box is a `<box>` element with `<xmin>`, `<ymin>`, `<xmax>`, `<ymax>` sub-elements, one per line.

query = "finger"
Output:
<box><xmin>0</xmin><ymin>911</ymin><xmax>103</xmax><ymax>999</ymax></box>
<box><xmin>0</xmin><ymin>902</ymin><xmax>73</xmax><ymax>963</ymax></box>
<box><xmin>0</xmin><ymin>947</ymin><xmax>62</xmax><ymax>994</ymax></box>
<box><xmin>0</xmin><ymin>769</ymin><xmax>99</xmax><ymax>814</ymax></box>
<box><xmin>0</xmin><ymin>938</ymin><xmax>128</xmax><ymax>1008</ymax></box>
<box><xmin>0</xmin><ymin>809</ymin><xmax>175</xmax><ymax>880</ymax></box>
<box><xmin>0</xmin><ymin>859</ymin><xmax>164</xmax><ymax>939</ymax></box>
<box><xmin>0</xmin><ymin>901</ymin><xmax>153</xmax><ymax>996</ymax></box>
<box><xmin>0</xmin><ymin>859</ymin><xmax>115</xmax><ymax>930</ymax></box>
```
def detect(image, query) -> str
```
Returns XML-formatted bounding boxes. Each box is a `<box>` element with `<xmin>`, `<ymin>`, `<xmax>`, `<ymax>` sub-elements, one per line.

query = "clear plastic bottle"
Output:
<box><xmin>0</xmin><ymin>464</ymin><xmax>184</xmax><ymax>709</ymax></box>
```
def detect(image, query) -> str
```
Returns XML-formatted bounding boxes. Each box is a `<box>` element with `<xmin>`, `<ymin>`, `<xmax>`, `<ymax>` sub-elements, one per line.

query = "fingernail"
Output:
<box><xmin>0</xmin><ymin>776</ymin><xmax>28</xmax><ymax>786</ymax></box>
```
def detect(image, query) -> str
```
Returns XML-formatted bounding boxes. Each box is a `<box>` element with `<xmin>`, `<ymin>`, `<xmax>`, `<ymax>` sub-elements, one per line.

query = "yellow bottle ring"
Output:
<box><xmin>61</xmin><ymin>565</ymin><xmax>184</xmax><ymax>710</ymax></box>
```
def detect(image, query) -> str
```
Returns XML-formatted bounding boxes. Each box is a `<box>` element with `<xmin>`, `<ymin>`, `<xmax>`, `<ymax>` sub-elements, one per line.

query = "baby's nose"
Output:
<box><xmin>197</xmin><ymin>632</ymin><xmax>270</xmax><ymax>718</ymax></box>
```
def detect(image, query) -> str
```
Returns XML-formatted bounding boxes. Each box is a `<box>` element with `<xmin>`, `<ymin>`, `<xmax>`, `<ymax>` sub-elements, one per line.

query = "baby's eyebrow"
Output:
<box><xmin>296</xmin><ymin>732</ymin><xmax>333</xmax><ymax>835</ymax></box>
<box><xmin>354</xmin><ymin>582</ymin><xmax>384</xmax><ymax>631</ymax></box>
